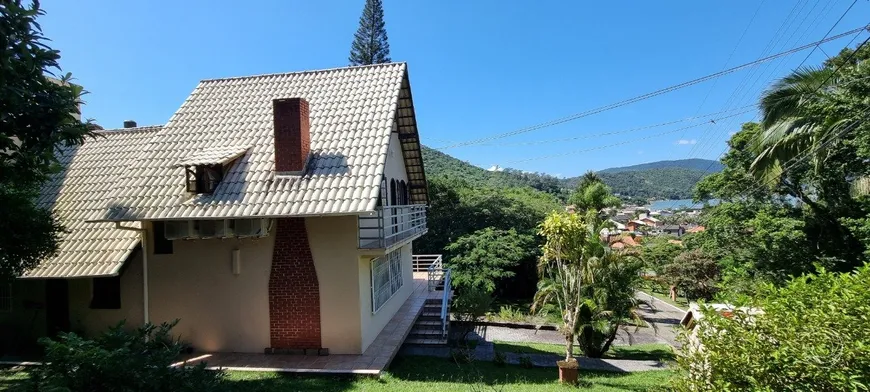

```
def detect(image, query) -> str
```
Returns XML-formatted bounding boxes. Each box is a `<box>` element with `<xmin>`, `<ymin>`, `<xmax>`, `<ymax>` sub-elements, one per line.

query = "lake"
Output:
<box><xmin>648</xmin><ymin>199</ymin><xmax>719</xmax><ymax>211</ymax></box>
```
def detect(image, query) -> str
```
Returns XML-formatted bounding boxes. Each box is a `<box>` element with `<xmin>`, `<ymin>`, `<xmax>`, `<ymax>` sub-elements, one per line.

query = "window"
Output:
<box><xmin>152</xmin><ymin>221</ymin><xmax>173</xmax><ymax>254</ymax></box>
<box><xmin>90</xmin><ymin>276</ymin><xmax>121</xmax><ymax>309</ymax></box>
<box><xmin>185</xmin><ymin>164</ymin><xmax>223</xmax><ymax>193</ymax></box>
<box><xmin>0</xmin><ymin>283</ymin><xmax>11</xmax><ymax>312</ymax></box>
<box><xmin>371</xmin><ymin>249</ymin><xmax>404</xmax><ymax>312</ymax></box>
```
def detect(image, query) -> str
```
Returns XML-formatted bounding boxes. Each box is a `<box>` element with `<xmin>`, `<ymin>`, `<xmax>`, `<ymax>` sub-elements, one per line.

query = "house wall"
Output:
<box><xmin>383</xmin><ymin>128</ymin><xmax>409</xmax><ymax>193</ymax></box>
<box><xmin>358</xmin><ymin>242</ymin><xmax>413</xmax><ymax>353</ymax></box>
<box><xmin>0</xmin><ymin>279</ymin><xmax>46</xmax><ymax>352</ymax></box>
<box><xmin>68</xmin><ymin>251</ymin><xmax>144</xmax><ymax>334</ymax></box>
<box><xmin>305</xmin><ymin>215</ymin><xmax>363</xmax><ymax>354</ymax></box>
<box><xmin>147</xmin><ymin>224</ymin><xmax>274</xmax><ymax>353</ymax></box>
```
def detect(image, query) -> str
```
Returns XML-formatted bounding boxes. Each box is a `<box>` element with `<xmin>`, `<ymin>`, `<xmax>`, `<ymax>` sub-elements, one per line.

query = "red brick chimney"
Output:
<box><xmin>273</xmin><ymin>98</ymin><xmax>310</xmax><ymax>173</ymax></box>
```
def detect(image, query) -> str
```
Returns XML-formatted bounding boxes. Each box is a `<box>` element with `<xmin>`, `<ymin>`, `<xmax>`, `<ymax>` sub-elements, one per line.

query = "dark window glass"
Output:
<box><xmin>90</xmin><ymin>276</ymin><xmax>121</xmax><ymax>309</ymax></box>
<box><xmin>152</xmin><ymin>221</ymin><xmax>173</xmax><ymax>254</ymax></box>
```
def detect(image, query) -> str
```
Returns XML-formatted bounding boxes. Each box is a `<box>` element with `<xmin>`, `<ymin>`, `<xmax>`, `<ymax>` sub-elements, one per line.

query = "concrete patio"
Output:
<box><xmin>175</xmin><ymin>272</ymin><xmax>442</xmax><ymax>375</ymax></box>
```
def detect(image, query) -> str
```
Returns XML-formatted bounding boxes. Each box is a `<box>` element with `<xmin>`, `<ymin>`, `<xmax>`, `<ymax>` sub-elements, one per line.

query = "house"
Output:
<box><xmin>660</xmin><ymin>225</ymin><xmax>685</xmax><ymax>237</ymax></box>
<box><xmin>0</xmin><ymin>63</ymin><xmax>436</xmax><ymax>356</ymax></box>
<box><xmin>626</xmin><ymin>219</ymin><xmax>648</xmax><ymax>232</ymax></box>
<box><xmin>609</xmin><ymin>235</ymin><xmax>641</xmax><ymax>249</ymax></box>
<box><xmin>638</xmin><ymin>214</ymin><xmax>660</xmax><ymax>227</ymax></box>
<box><xmin>687</xmin><ymin>225</ymin><xmax>706</xmax><ymax>233</ymax></box>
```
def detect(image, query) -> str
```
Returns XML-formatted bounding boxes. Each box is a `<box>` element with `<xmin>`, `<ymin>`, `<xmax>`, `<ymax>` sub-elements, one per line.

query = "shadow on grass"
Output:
<box><xmin>390</xmin><ymin>356</ymin><xmax>673</xmax><ymax>391</ymax></box>
<box><xmin>493</xmin><ymin>341</ymin><xmax>675</xmax><ymax>361</ymax></box>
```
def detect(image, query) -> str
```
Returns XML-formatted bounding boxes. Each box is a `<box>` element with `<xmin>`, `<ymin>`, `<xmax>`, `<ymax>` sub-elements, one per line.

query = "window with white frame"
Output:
<box><xmin>0</xmin><ymin>283</ymin><xmax>11</xmax><ymax>312</ymax></box>
<box><xmin>371</xmin><ymin>249</ymin><xmax>403</xmax><ymax>312</ymax></box>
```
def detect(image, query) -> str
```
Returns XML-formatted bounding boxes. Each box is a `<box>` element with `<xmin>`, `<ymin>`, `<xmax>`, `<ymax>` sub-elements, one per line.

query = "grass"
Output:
<box><xmin>487</xmin><ymin>299</ymin><xmax>647</xmax><ymax>328</ymax></box>
<box><xmin>492</xmin><ymin>341</ymin><xmax>676</xmax><ymax>362</ymax></box>
<box><xmin>642</xmin><ymin>290</ymin><xmax>689</xmax><ymax>311</ymax></box>
<box><xmin>2</xmin><ymin>356</ymin><xmax>673</xmax><ymax>391</ymax></box>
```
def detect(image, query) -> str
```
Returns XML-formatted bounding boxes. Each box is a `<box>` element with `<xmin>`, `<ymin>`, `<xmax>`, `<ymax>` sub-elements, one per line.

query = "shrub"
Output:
<box><xmin>496</xmin><ymin>305</ymin><xmax>525</xmax><ymax>322</ymax></box>
<box><xmin>673</xmin><ymin>264</ymin><xmax>870</xmax><ymax>391</ymax></box>
<box><xmin>452</xmin><ymin>286</ymin><xmax>493</xmax><ymax>342</ymax></box>
<box><xmin>34</xmin><ymin>321</ymin><xmax>224</xmax><ymax>392</ymax></box>
<box><xmin>664</xmin><ymin>249</ymin><xmax>719</xmax><ymax>301</ymax></box>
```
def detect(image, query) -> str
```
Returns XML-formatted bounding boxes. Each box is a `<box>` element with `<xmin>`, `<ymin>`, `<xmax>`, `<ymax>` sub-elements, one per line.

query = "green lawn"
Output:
<box><xmin>2</xmin><ymin>356</ymin><xmax>673</xmax><ymax>391</ymax></box>
<box><xmin>492</xmin><ymin>341</ymin><xmax>676</xmax><ymax>362</ymax></box>
<box><xmin>488</xmin><ymin>299</ymin><xmax>648</xmax><ymax>328</ymax></box>
<box><xmin>640</xmin><ymin>289</ymin><xmax>689</xmax><ymax>312</ymax></box>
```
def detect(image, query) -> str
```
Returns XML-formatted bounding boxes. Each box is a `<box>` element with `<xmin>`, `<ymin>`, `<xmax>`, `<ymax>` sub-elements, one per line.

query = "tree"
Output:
<box><xmin>445</xmin><ymin>228</ymin><xmax>534</xmax><ymax>293</ymax></box>
<box><xmin>567</xmin><ymin>171</ymin><xmax>621</xmax><ymax>213</ymax></box>
<box><xmin>348</xmin><ymin>0</ymin><xmax>391</xmax><ymax>66</ymax></box>
<box><xmin>0</xmin><ymin>0</ymin><xmax>95</xmax><ymax>279</ymax></box>
<box><xmin>663</xmin><ymin>249</ymin><xmax>719</xmax><ymax>301</ymax></box>
<box><xmin>575</xmin><ymin>249</ymin><xmax>646</xmax><ymax>358</ymax></box>
<box><xmin>533</xmin><ymin>212</ymin><xmax>590</xmax><ymax>362</ymax></box>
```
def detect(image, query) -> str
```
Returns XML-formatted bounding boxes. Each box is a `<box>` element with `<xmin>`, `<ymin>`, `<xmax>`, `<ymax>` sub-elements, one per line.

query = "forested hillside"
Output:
<box><xmin>598</xmin><ymin>158</ymin><xmax>723</xmax><ymax>173</ymax></box>
<box><xmin>422</xmin><ymin>147</ymin><xmax>720</xmax><ymax>201</ymax></box>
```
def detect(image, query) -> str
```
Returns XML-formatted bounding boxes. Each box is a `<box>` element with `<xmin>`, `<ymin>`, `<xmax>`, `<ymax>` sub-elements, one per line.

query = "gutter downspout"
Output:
<box><xmin>115</xmin><ymin>222</ymin><xmax>149</xmax><ymax>325</ymax></box>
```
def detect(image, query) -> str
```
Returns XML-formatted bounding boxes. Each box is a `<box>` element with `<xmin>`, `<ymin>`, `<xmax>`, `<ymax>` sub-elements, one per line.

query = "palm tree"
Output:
<box><xmin>751</xmin><ymin>66</ymin><xmax>845</xmax><ymax>183</ymax></box>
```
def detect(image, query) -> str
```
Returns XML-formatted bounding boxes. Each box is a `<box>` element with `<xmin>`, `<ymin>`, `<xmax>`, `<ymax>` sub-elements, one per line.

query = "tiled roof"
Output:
<box><xmin>102</xmin><ymin>62</ymin><xmax>417</xmax><ymax>221</ymax></box>
<box><xmin>26</xmin><ymin>126</ymin><xmax>162</xmax><ymax>278</ymax></box>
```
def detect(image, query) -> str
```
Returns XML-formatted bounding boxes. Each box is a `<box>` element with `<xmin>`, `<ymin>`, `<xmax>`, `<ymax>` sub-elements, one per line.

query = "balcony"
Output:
<box><xmin>358</xmin><ymin>205</ymin><xmax>428</xmax><ymax>250</ymax></box>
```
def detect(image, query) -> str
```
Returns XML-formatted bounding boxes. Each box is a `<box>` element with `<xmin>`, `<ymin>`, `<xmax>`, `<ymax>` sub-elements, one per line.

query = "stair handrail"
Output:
<box><xmin>426</xmin><ymin>255</ymin><xmax>444</xmax><ymax>291</ymax></box>
<box><xmin>440</xmin><ymin>268</ymin><xmax>451</xmax><ymax>338</ymax></box>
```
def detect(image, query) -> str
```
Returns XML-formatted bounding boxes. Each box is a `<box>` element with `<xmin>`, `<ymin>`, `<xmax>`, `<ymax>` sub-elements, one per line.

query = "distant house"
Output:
<box><xmin>626</xmin><ymin>220</ymin><xmax>648</xmax><ymax>232</ymax></box>
<box><xmin>687</xmin><ymin>225</ymin><xmax>706</xmax><ymax>233</ymax></box>
<box><xmin>613</xmin><ymin>213</ymin><xmax>631</xmax><ymax>223</ymax></box>
<box><xmin>639</xmin><ymin>215</ymin><xmax>660</xmax><ymax>227</ymax></box>
<box><xmin>609</xmin><ymin>235</ymin><xmax>641</xmax><ymax>249</ymax></box>
<box><xmin>661</xmin><ymin>225</ymin><xmax>685</xmax><ymax>237</ymax></box>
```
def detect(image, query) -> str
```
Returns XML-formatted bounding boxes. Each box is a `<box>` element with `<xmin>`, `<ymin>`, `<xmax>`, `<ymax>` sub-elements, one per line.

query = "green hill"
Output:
<box><xmin>598</xmin><ymin>158</ymin><xmax>723</xmax><ymax>173</ymax></box>
<box><xmin>422</xmin><ymin>147</ymin><xmax>721</xmax><ymax>201</ymax></box>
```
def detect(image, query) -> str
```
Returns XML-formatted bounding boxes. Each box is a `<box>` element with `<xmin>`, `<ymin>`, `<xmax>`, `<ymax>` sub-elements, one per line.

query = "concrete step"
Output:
<box><xmin>410</xmin><ymin>328</ymin><xmax>443</xmax><ymax>336</ymax></box>
<box><xmin>404</xmin><ymin>337</ymin><xmax>448</xmax><ymax>346</ymax></box>
<box><xmin>415</xmin><ymin>320</ymin><xmax>442</xmax><ymax>327</ymax></box>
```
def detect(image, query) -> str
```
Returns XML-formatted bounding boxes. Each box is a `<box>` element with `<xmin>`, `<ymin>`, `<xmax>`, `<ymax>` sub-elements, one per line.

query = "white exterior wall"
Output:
<box><xmin>69</xmin><ymin>251</ymin><xmax>145</xmax><ymax>334</ymax></box>
<box><xmin>358</xmin><ymin>243</ymin><xmax>413</xmax><ymax>353</ymax></box>
<box><xmin>383</xmin><ymin>127</ymin><xmax>409</xmax><ymax>195</ymax></box>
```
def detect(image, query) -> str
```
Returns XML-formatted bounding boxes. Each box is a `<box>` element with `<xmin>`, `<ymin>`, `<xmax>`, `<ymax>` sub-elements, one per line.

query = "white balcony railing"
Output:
<box><xmin>358</xmin><ymin>205</ymin><xmax>427</xmax><ymax>249</ymax></box>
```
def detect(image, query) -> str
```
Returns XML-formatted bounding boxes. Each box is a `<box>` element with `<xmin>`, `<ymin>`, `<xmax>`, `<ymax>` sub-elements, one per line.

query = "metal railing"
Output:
<box><xmin>441</xmin><ymin>268</ymin><xmax>452</xmax><ymax>338</ymax></box>
<box><xmin>358</xmin><ymin>205</ymin><xmax>427</xmax><ymax>249</ymax></box>
<box><xmin>412</xmin><ymin>254</ymin><xmax>442</xmax><ymax>272</ymax></box>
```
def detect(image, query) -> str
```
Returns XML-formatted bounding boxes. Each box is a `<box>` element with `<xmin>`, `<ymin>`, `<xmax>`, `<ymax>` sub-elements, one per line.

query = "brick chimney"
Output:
<box><xmin>273</xmin><ymin>98</ymin><xmax>310</xmax><ymax>173</ymax></box>
<box><xmin>123</xmin><ymin>120</ymin><xmax>137</xmax><ymax>128</ymax></box>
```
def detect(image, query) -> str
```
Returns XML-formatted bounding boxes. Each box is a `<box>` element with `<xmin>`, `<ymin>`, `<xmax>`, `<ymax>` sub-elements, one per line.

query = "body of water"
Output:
<box><xmin>648</xmin><ymin>199</ymin><xmax>719</xmax><ymax>211</ymax></box>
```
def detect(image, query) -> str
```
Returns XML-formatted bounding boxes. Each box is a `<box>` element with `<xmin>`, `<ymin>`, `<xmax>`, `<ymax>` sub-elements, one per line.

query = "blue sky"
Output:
<box><xmin>41</xmin><ymin>0</ymin><xmax>869</xmax><ymax>177</ymax></box>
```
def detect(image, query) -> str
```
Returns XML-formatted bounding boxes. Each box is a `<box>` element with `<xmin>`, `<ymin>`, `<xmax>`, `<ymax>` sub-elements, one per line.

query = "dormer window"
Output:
<box><xmin>174</xmin><ymin>145</ymin><xmax>251</xmax><ymax>195</ymax></box>
<box><xmin>185</xmin><ymin>164</ymin><xmax>223</xmax><ymax>194</ymax></box>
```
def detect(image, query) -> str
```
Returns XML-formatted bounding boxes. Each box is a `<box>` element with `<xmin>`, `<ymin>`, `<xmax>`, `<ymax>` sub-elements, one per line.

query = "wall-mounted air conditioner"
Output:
<box><xmin>233</xmin><ymin>218</ymin><xmax>270</xmax><ymax>237</ymax></box>
<box><xmin>164</xmin><ymin>221</ymin><xmax>193</xmax><ymax>240</ymax></box>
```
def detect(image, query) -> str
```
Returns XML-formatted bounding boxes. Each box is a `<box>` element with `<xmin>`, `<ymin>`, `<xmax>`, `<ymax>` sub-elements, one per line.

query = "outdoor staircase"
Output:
<box><xmin>406</xmin><ymin>298</ymin><xmax>449</xmax><ymax>345</ymax></box>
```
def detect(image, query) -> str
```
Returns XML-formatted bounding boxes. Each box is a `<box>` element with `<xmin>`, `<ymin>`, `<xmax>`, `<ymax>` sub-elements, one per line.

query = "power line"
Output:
<box><xmin>464</xmin><ymin>105</ymin><xmax>755</xmax><ymax>148</ymax></box>
<box><xmin>796</xmin><ymin>0</ymin><xmax>858</xmax><ymax>69</ymax></box>
<box><xmin>669</xmin><ymin>31</ymin><xmax>870</xmax><ymax>210</ymax></box>
<box><xmin>502</xmin><ymin>110</ymin><xmax>754</xmax><ymax>164</ymax></box>
<box><xmin>438</xmin><ymin>25</ymin><xmax>867</xmax><ymax>150</ymax></box>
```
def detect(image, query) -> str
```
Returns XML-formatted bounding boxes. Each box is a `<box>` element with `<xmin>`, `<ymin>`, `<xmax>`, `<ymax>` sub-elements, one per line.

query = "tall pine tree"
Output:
<box><xmin>349</xmin><ymin>0</ymin><xmax>390</xmax><ymax>65</ymax></box>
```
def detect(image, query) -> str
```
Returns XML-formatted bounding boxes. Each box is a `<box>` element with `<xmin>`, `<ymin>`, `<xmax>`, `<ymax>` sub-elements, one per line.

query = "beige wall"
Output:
<box><xmin>305</xmin><ymin>215</ymin><xmax>363</xmax><ymax>354</ymax></box>
<box><xmin>68</xmin><ymin>251</ymin><xmax>144</xmax><ymax>334</ymax></box>
<box><xmin>147</xmin><ymin>223</ymin><xmax>274</xmax><ymax>353</ymax></box>
<box><xmin>358</xmin><ymin>243</ymin><xmax>413</xmax><ymax>353</ymax></box>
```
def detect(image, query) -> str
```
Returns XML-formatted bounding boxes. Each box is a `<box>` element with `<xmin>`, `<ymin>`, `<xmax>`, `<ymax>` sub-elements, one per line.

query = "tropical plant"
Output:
<box><xmin>674</xmin><ymin>264</ymin><xmax>870</xmax><ymax>392</ymax></box>
<box><xmin>33</xmin><ymin>321</ymin><xmax>224</xmax><ymax>391</ymax></box>
<box><xmin>575</xmin><ymin>249</ymin><xmax>647</xmax><ymax>358</ymax></box>
<box><xmin>568</xmin><ymin>171</ymin><xmax>621</xmax><ymax>213</ymax></box>
<box><xmin>533</xmin><ymin>211</ymin><xmax>589</xmax><ymax>362</ymax></box>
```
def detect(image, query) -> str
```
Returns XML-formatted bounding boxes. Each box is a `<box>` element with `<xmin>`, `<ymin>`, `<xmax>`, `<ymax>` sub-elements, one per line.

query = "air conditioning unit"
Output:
<box><xmin>194</xmin><ymin>220</ymin><xmax>219</xmax><ymax>238</ymax></box>
<box><xmin>164</xmin><ymin>221</ymin><xmax>192</xmax><ymax>240</ymax></box>
<box><xmin>233</xmin><ymin>218</ymin><xmax>271</xmax><ymax>238</ymax></box>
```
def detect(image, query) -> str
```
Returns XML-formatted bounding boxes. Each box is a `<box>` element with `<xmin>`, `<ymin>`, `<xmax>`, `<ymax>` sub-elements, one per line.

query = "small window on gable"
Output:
<box><xmin>185</xmin><ymin>165</ymin><xmax>223</xmax><ymax>194</ymax></box>
<box><xmin>90</xmin><ymin>276</ymin><xmax>121</xmax><ymax>309</ymax></box>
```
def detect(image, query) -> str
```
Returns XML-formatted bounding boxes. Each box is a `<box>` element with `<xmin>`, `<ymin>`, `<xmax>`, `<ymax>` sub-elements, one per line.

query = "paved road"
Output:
<box><xmin>634</xmin><ymin>291</ymin><xmax>687</xmax><ymax>347</ymax></box>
